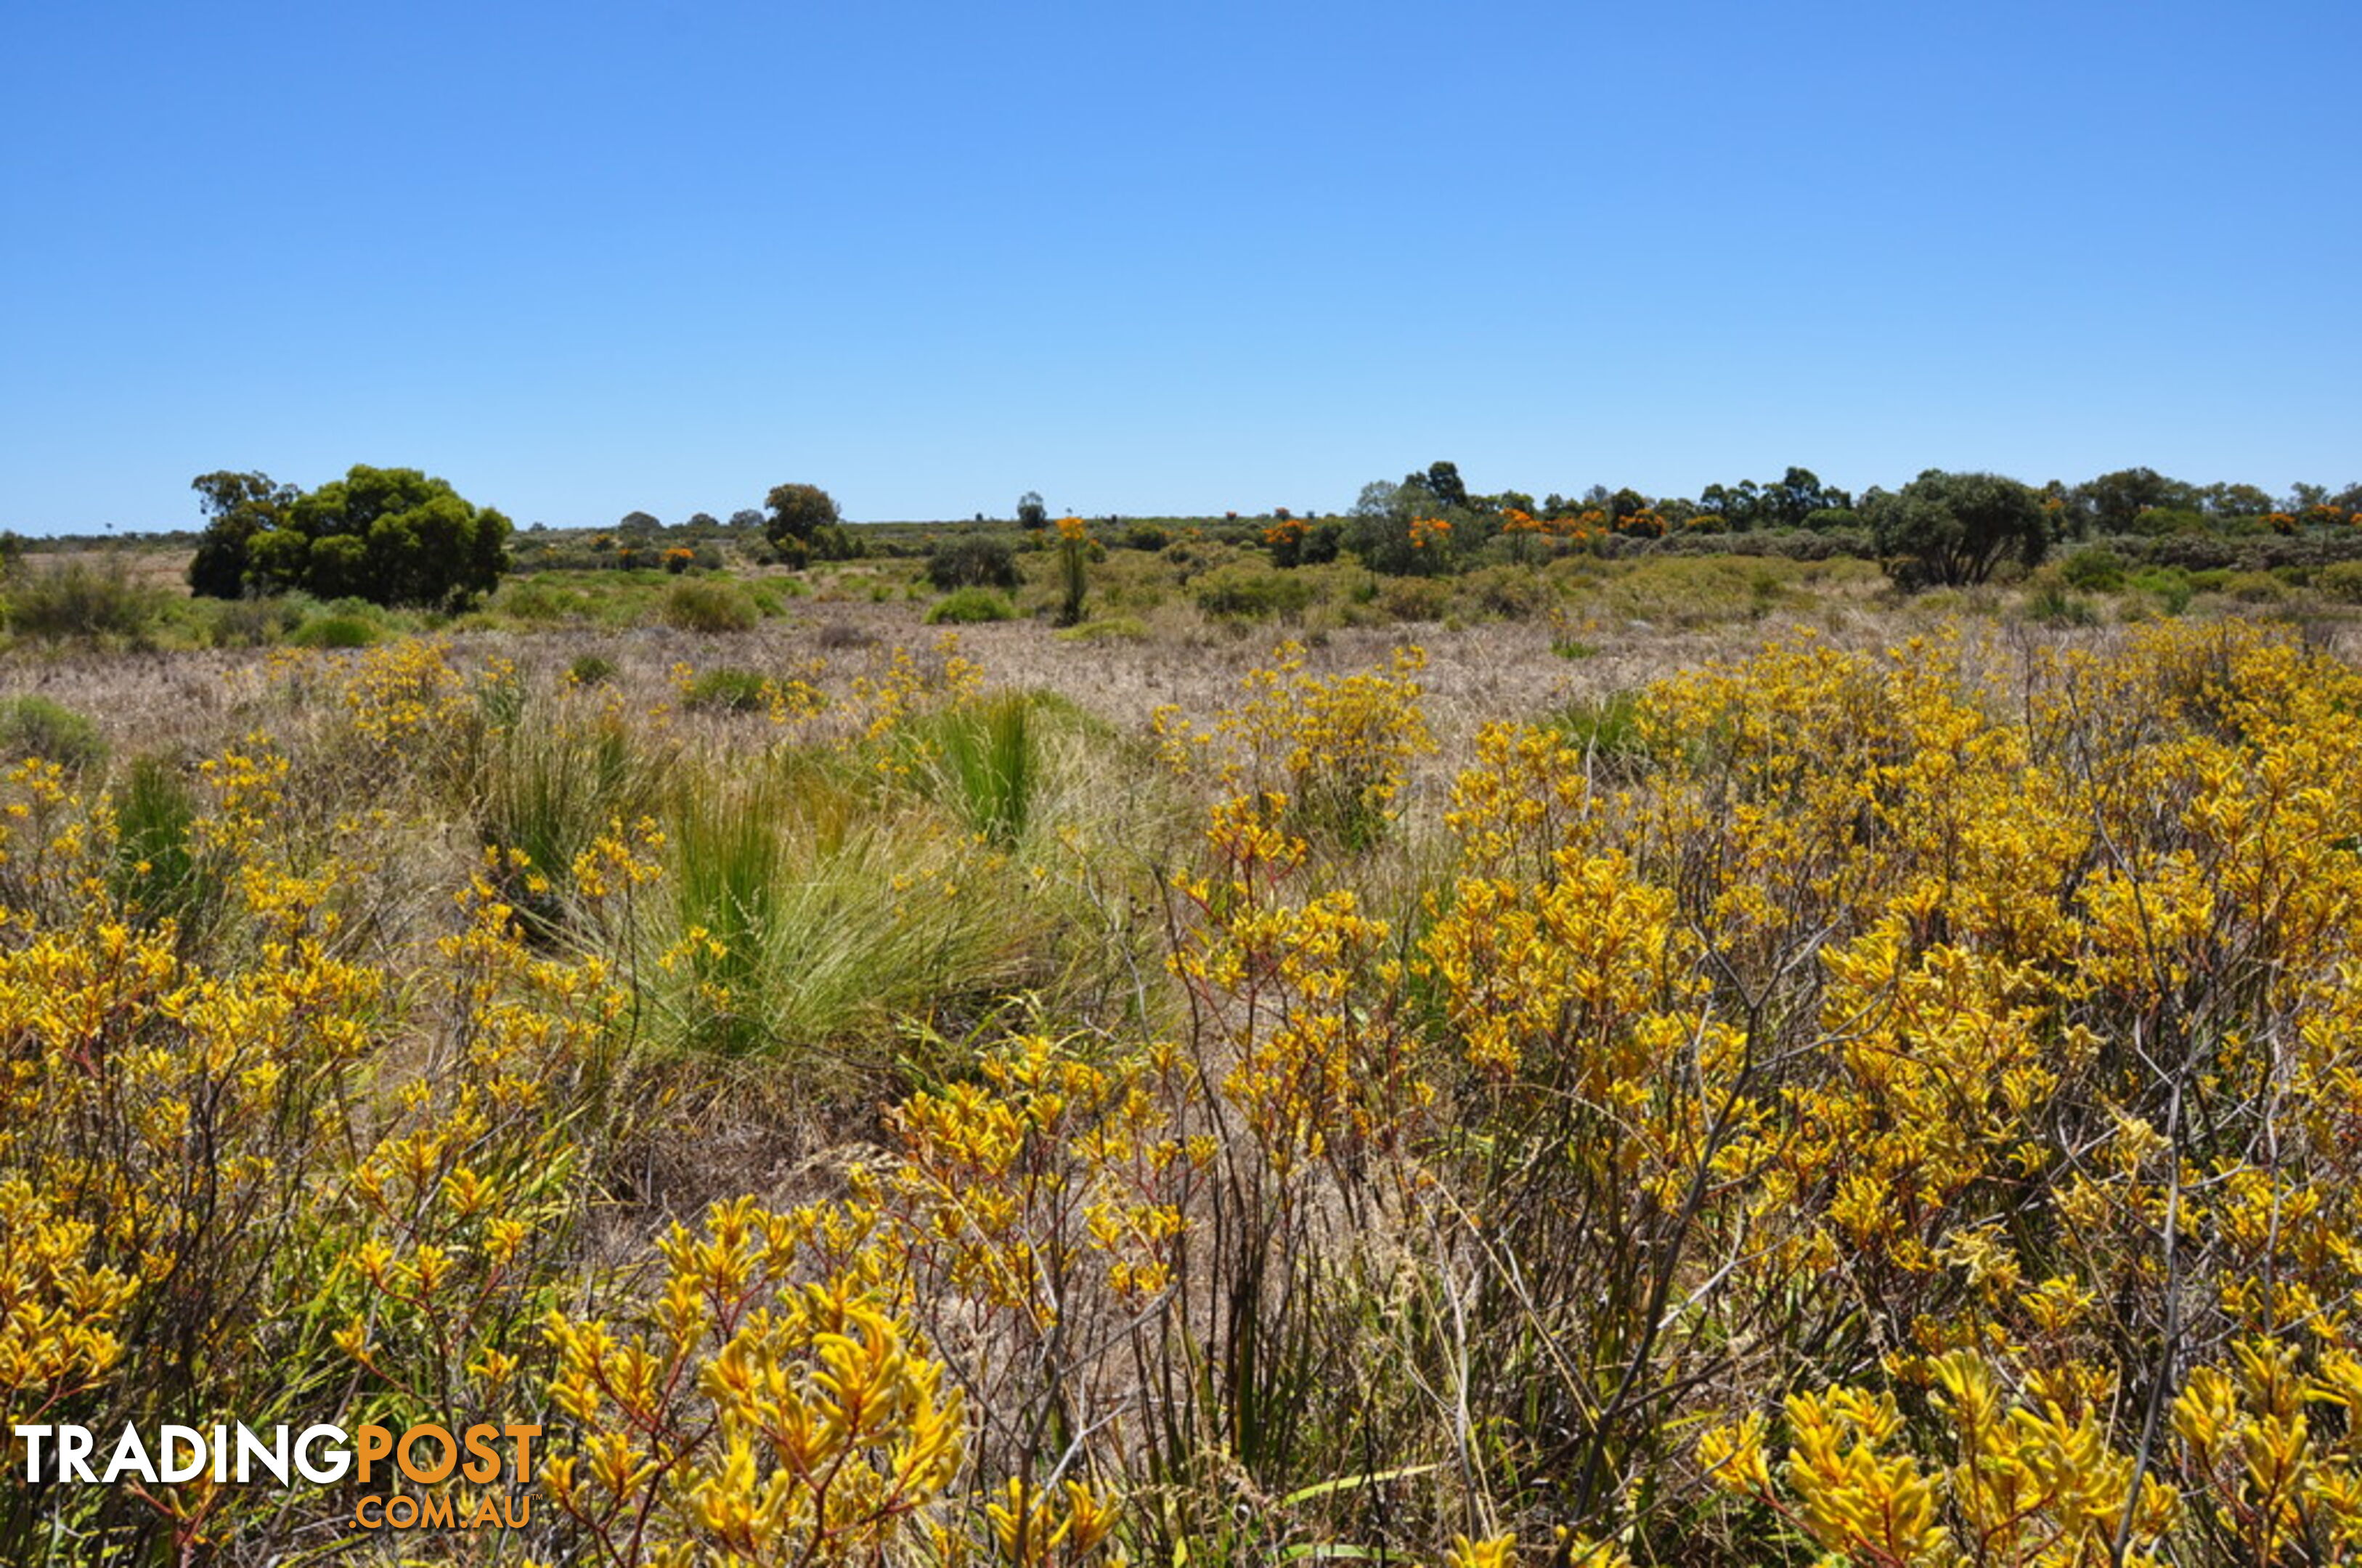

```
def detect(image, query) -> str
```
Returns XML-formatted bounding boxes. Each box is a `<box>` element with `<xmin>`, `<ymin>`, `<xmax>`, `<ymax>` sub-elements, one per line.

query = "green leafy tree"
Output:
<box><xmin>2199</xmin><ymin>481</ymin><xmax>2275</xmax><ymax>519</ymax></box>
<box><xmin>2073</xmin><ymin>467</ymin><xmax>2195</xmax><ymax>531</ymax></box>
<box><xmin>764</xmin><ymin>483</ymin><xmax>857</xmax><ymax>565</ymax></box>
<box><xmin>190</xmin><ymin>465</ymin><xmax>509</xmax><ymax>607</ymax></box>
<box><xmin>187</xmin><ymin>471</ymin><xmax>300</xmax><ymax>598</ymax></box>
<box><xmin>1344</xmin><ymin>479</ymin><xmax>1420</xmax><ymax>575</ymax></box>
<box><xmin>298</xmin><ymin>466</ymin><xmax>510</xmax><ymax>605</ymax></box>
<box><xmin>1017</xmin><ymin>491</ymin><xmax>1048</xmax><ymax>529</ymax></box>
<box><xmin>1765</xmin><ymin>467</ymin><xmax>1852</xmax><ymax>528</ymax></box>
<box><xmin>1698</xmin><ymin>480</ymin><xmax>1765</xmax><ymax>530</ymax></box>
<box><xmin>1865</xmin><ymin>469</ymin><xmax>2049</xmax><ymax>589</ymax></box>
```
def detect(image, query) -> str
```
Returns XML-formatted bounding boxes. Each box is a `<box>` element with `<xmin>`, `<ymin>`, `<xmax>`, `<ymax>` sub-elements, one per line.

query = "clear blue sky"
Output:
<box><xmin>4</xmin><ymin>1</ymin><xmax>2356</xmax><ymax>532</ymax></box>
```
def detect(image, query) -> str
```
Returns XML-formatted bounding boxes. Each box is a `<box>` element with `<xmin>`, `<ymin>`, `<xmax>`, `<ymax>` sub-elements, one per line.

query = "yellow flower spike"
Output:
<box><xmin>1698</xmin><ymin>1412</ymin><xmax>1774</xmax><ymax>1496</ymax></box>
<box><xmin>1441</xmin><ymin>1531</ymin><xmax>1516</xmax><ymax>1568</ymax></box>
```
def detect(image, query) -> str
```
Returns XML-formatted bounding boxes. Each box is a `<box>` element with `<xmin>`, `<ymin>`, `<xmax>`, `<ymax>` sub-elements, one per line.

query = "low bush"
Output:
<box><xmin>925</xmin><ymin>536</ymin><xmax>1021</xmax><ymax>592</ymax></box>
<box><xmin>1584</xmin><ymin>555</ymin><xmax>1793</xmax><ymax>626</ymax></box>
<box><xmin>1376</xmin><ymin>576</ymin><xmax>1451</xmax><ymax>622</ymax></box>
<box><xmin>289</xmin><ymin>611</ymin><xmax>379</xmax><ymax>648</ymax></box>
<box><xmin>2025</xmin><ymin>584</ymin><xmax>2101</xmax><ymax>626</ymax></box>
<box><xmin>1462</xmin><ymin>563</ymin><xmax>1553</xmax><ymax>619</ymax></box>
<box><xmin>662</xmin><ymin>578</ymin><xmax>759</xmax><ymax>632</ymax></box>
<box><xmin>1196</xmin><ymin>565</ymin><xmax>1315</xmax><ymax>621</ymax></box>
<box><xmin>500</xmin><ymin>580</ymin><xmax>580</xmax><ymax>623</ymax></box>
<box><xmin>207</xmin><ymin>595</ymin><xmax>305</xmax><ymax>647</ymax></box>
<box><xmin>925</xmin><ymin>587</ymin><xmax>1017</xmax><ymax>624</ymax></box>
<box><xmin>682</xmin><ymin>667</ymin><xmax>772</xmax><ymax>711</ymax></box>
<box><xmin>0</xmin><ymin>695</ymin><xmax>106</xmax><ymax>772</ymax></box>
<box><xmin>2318</xmin><ymin>559</ymin><xmax>2362</xmax><ymax>604</ymax></box>
<box><xmin>2130</xmin><ymin>565</ymin><xmax>2196</xmax><ymax>614</ymax></box>
<box><xmin>2059</xmin><ymin>545</ymin><xmax>2128</xmax><ymax>591</ymax></box>
<box><xmin>5</xmin><ymin>555</ymin><xmax>167</xmax><ymax>642</ymax></box>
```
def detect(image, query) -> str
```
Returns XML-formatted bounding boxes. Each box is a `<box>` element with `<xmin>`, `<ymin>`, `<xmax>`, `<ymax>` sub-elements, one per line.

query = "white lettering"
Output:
<box><xmin>293</xmin><ymin>1425</ymin><xmax>351</xmax><ymax>1484</ymax></box>
<box><xmin>235</xmin><ymin>1425</ymin><xmax>290</xmax><ymax>1485</ymax></box>
<box><xmin>102</xmin><ymin>1424</ymin><xmax>157</xmax><ymax>1485</ymax></box>
<box><xmin>13</xmin><ymin>1425</ymin><xmax>52</xmax><ymax>1482</ymax></box>
<box><xmin>57</xmin><ymin>1425</ymin><xmax>96</xmax><ymax>1483</ymax></box>
<box><xmin>157</xmin><ymin>1426</ymin><xmax>206</xmax><ymax>1485</ymax></box>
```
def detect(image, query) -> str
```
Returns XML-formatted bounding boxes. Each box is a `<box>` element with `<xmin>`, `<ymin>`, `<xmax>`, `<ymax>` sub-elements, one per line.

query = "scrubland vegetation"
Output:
<box><xmin>10</xmin><ymin>509</ymin><xmax>2362</xmax><ymax>1567</ymax></box>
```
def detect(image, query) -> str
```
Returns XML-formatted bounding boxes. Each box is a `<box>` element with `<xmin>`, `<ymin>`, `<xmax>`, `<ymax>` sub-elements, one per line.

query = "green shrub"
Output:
<box><xmin>925</xmin><ymin>536</ymin><xmax>1021</xmax><ymax>592</ymax></box>
<box><xmin>925</xmin><ymin>587</ymin><xmax>1017</xmax><ymax>624</ymax></box>
<box><xmin>1377</xmin><ymin>576</ymin><xmax>1451</xmax><ymax>622</ymax></box>
<box><xmin>6</xmin><ymin>556</ymin><xmax>167</xmax><ymax>643</ymax></box>
<box><xmin>0</xmin><ymin>695</ymin><xmax>106</xmax><ymax>772</ymax></box>
<box><xmin>2026</xmin><ymin>585</ymin><xmax>2101</xmax><ymax>626</ymax></box>
<box><xmin>749</xmin><ymin>580</ymin><xmax>806</xmax><ymax>616</ymax></box>
<box><xmin>2128</xmin><ymin>507</ymin><xmax>2211</xmax><ymax>537</ymax></box>
<box><xmin>1195</xmin><ymin>566</ymin><xmax>1314</xmax><ymax>622</ymax></box>
<box><xmin>2130</xmin><ymin>565</ymin><xmax>2196</xmax><ymax>615</ymax></box>
<box><xmin>500</xmin><ymin>581</ymin><xmax>574</xmax><ymax>623</ymax></box>
<box><xmin>2223</xmin><ymin>571</ymin><xmax>2289</xmax><ymax>605</ymax></box>
<box><xmin>2059</xmin><ymin>546</ymin><xmax>2127</xmax><ymax>592</ymax></box>
<box><xmin>568</xmin><ymin>654</ymin><xmax>618</xmax><ymax>685</ymax></box>
<box><xmin>289</xmin><ymin>612</ymin><xmax>380</xmax><ymax>648</ymax></box>
<box><xmin>682</xmin><ymin>668</ymin><xmax>771</xmax><ymax>712</ymax></box>
<box><xmin>662</xmin><ymin>578</ymin><xmax>759</xmax><ymax>632</ymax></box>
<box><xmin>207</xmin><ymin>596</ymin><xmax>304</xmax><ymax>648</ymax></box>
<box><xmin>2316</xmin><ymin>560</ymin><xmax>2362</xmax><ymax>605</ymax></box>
<box><xmin>1463</xmin><ymin>565</ymin><xmax>1552</xmax><ymax>619</ymax></box>
<box><xmin>1589</xmin><ymin>557</ymin><xmax>1791</xmax><ymax>626</ymax></box>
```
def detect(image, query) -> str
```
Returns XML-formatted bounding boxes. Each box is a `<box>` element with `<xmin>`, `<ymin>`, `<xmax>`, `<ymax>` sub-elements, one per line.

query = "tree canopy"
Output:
<box><xmin>763</xmin><ymin>483</ymin><xmax>858</xmax><ymax>565</ymax></box>
<box><xmin>187</xmin><ymin>471</ymin><xmax>302</xmax><ymax>599</ymax></box>
<box><xmin>188</xmin><ymin>465</ymin><xmax>510</xmax><ymax>607</ymax></box>
<box><xmin>1865</xmin><ymin>469</ymin><xmax>2049</xmax><ymax>588</ymax></box>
